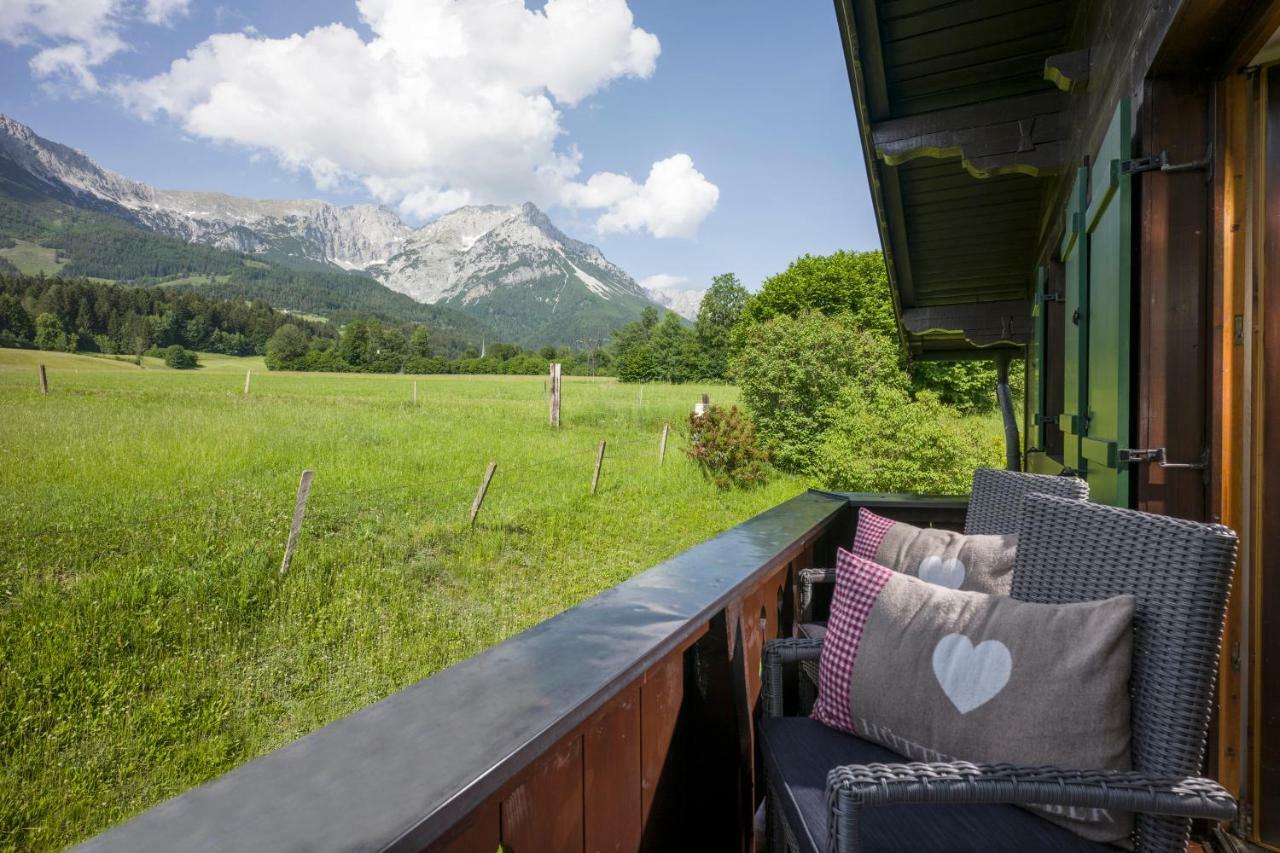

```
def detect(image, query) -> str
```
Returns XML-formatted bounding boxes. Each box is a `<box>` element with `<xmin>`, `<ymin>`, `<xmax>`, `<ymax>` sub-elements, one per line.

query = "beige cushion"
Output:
<box><xmin>811</xmin><ymin>547</ymin><xmax>1135</xmax><ymax>846</ymax></box>
<box><xmin>852</xmin><ymin>506</ymin><xmax>1017</xmax><ymax>594</ymax></box>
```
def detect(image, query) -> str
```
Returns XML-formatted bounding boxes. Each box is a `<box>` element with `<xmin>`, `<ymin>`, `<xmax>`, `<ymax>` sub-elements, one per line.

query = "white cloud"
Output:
<box><xmin>0</xmin><ymin>0</ymin><xmax>190</xmax><ymax>90</ymax></box>
<box><xmin>143</xmin><ymin>0</ymin><xmax>190</xmax><ymax>25</ymax></box>
<box><xmin>639</xmin><ymin>273</ymin><xmax>689</xmax><ymax>291</ymax></box>
<box><xmin>566</xmin><ymin>154</ymin><xmax>719</xmax><ymax>239</ymax></box>
<box><xmin>111</xmin><ymin>0</ymin><xmax>717</xmax><ymax>238</ymax></box>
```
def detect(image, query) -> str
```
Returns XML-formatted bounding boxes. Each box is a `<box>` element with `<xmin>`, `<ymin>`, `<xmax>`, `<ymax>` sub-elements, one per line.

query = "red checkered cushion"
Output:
<box><xmin>850</xmin><ymin>506</ymin><xmax>896</xmax><ymax>560</ymax></box>
<box><xmin>810</xmin><ymin>547</ymin><xmax>893</xmax><ymax>733</ymax></box>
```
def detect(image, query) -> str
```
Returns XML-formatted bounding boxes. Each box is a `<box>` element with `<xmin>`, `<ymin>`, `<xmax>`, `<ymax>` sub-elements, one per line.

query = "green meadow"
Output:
<box><xmin>0</xmin><ymin>348</ymin><xmax>1010</xmax><ymax>850</ymax></box>
<box><xmin>0</xmin><ymin>347</ymin><xmax>808</xmax><ymax>850</ymax></box>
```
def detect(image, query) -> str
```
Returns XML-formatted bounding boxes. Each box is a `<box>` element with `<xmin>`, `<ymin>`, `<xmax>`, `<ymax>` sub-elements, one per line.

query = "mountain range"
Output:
<box><xmin>0</xmin><ymin>114</ymin><xmax>698</xmax><ymax>347</ymax></box>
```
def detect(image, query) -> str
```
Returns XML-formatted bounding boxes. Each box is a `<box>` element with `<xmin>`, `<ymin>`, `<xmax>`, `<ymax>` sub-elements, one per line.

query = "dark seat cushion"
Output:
<box><xmin>758</xmin><ymin>717</ymin><xmax>1120</xmax><ymax>853</ymax></box>
<box><xmin>798</xmin><ymin>622</ymin><xmax>826</xmax><ymax>641</ymax></box>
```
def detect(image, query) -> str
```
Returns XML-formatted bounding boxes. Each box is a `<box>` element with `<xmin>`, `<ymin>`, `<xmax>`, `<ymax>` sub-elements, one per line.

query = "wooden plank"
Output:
<box><xmin>1212</xmin><ymin>69</ymin><xmax>1249</xmax><ymax>804</ymax></box>
<box><xmin>426</xmin><ymin>798</ymin><xmax>499</xmax><ymax>853</ymax></box>
<box><xmin>1043</xmin><ymin>48</ymin><xmax>1090</xmax><ymax>92</ymax></box>
<box><xmin>583</xmin><ymin>687</ymin><xmax>641</xmax><ymax>853</ymax></box>
<box><xmin>1257</xmin><ymin>63</ymin><xmax>1280</xmax><ymax>848</ymax></box>
<box><xmin>501</xmin><ymin>737</ymin><xmax>584</xmax><ymax>853</ymax></box>
<box><xmin>881</xmin><ymin>6</ymin><xmax>1068</xmax><ymax>68</ymax></box>
<box><xmin>640</xmin><ymin>650</ymin><xmax>683</xmax><ymax>852</ymax></box>
<box><xmin>1135</xmin><ymin>78</ymin><xmax>1211</xmax><ymax>521</ymax></box>
<box><xmin>871</xmin><ymin>92</ymin><xmax>1067</xmax><ymax>175</ymax></box>
<box><xmin>896</xmin><ymin>53</ymin><xmax>1049</xmax><ymax>101</ymax></box>
<box><xmin>880</xmin><ymin>0</ymin><xmax>1052</xmax><ymax>41</ymax></box>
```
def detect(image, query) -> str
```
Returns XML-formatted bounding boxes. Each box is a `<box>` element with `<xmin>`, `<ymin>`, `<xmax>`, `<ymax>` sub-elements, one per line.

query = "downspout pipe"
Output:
<box><xmin>995</xmin><ymin>351</ymin><xmax>1021</xmax><ymax>471</ymax></box>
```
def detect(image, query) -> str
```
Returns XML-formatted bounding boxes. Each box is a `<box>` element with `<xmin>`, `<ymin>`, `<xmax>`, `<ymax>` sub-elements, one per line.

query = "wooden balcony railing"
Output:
<box><xmin>73</xmin><ymin>490</ymin><xmax>967</xmax><ymax>853</ymax></box>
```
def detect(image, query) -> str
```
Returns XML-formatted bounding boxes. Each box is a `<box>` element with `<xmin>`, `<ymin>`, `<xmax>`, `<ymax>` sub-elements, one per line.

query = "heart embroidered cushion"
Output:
<box><xmin>811</xmin><ymin>547</ymin><xmax>1135</xmax><ymax>845</ymax></box>
<box><xmin>851</xmin><ymin>506</ymin><xmax>1017</xmax><ymax>594</ymax></box>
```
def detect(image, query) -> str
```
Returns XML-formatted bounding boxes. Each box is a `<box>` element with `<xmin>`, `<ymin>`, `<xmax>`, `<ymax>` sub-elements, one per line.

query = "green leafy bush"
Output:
<box><xmin>737</xmin><ymin>250</ymin><xmax>1006</xmax><ymax>413</ymax></box>
<box><xmin>730</xmin><ymin>310</ymin><xmax>904</xmax><ymax>472</ymax></box>
<box><xmin>264</xmin><ymin>323</ymin><xmax>310</xmax><ymax>371</ymax></box>
<box><xmin>34</xmin><ymin>312</ymin><xmax>66</xmax><ymax>351</ymax></box>
<box><xmin>739</xmin><ymin>250</ymin><xmax>896</xmax><ymax>337</ymax></box>
<box><xmin>810</xmin><ymin>386</ymin><xmax>1003</xmax><ymax>494</ymax></box>
<box><xmin>685</xmin><ymin>405</ymin><xmax>770</xmax><ymax>490</ymax></box>
<box><xmin>162</xmin><ymin>344</ymin><xmax>198</xmax><ymax>369</ymax></box>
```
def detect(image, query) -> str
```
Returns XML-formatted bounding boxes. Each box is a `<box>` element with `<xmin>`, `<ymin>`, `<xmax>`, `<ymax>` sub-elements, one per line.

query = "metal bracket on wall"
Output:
<box><xmin>1116</xmin><ymin>445</ymin><xmax>1203</xmax><ymax>466</ymax></box>
<box><xmin>1117</xmin><ymin>447</ymin><xmax>1209</xmax><ymax>471</ymax></box>
<box><xmin>1034</xmin><ymin>414</ymin><xmax>1059</xmax><ymax>425</ymax></box>
<box><xmin>1119</xmin><ymin>148</ymin><xmax>1212</xmax><ymax>178</ymax></box>
<box><xmin>1038</xmin><ymin>291</ymin><xmax>1064</xmax><ymax>304</ymax></box>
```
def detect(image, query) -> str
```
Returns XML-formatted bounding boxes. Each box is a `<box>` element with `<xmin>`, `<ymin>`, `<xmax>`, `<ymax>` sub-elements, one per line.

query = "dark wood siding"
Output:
<box><xmin>1134</xmin><ymin>77</ymin><xmax>1212</xmax><ymax>521</ymax></box>
<box><xmin>1258</xmin><ymin>62</ymin><xmax>1280</xmax><ymax>849</ymax></box>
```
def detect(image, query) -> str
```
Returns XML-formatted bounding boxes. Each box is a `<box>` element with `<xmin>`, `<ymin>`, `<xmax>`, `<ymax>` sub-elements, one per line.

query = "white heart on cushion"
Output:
<box><xmin>919</xmin><ymin>554</ymin><xmax>966</xmax><ymax>589</ymax></box>
<box><xmin>932</xmin><ymin>633</ymin><xmax>1012</xmax><ymax>714</ymax></box>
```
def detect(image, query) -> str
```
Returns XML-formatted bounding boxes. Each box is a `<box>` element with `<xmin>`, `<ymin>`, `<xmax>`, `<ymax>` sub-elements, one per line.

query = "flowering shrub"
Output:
<box><xmin>685</xmin><ymin>405</ymin><xmax>770</xmax><ymax>490</ymax></box>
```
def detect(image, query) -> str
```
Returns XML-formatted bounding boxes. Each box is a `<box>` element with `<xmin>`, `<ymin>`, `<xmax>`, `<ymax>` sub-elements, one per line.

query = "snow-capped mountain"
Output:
<box><xmin>0</xmin><ymin>114</ymin><xmax>412</xmax><ymax>270</ymax></box>
<box><xmin>645</xmin><ymin>286</ymin><xmax>706</xmax><ymax>321</ymax></box>
<box><xmin>0</xmin><ymin>113</ymin><xmax>664</xmax><ymax>344</ymax></box>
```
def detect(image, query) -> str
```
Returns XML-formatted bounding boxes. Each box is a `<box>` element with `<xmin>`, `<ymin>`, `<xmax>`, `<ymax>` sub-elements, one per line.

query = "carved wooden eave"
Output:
<box><xmin>1044</xmin><ymin>49</ymin><xmax>1091</xmax><ymax>93</ymax></box>
<box><xmin>900</xmin><ymin>300</ymin><xmax>1033</xmax><ymax>348</ymax></box>
<box><xmin>871</xmin><ymin>91</ymin><xmax>1068</xmax><ymax>179</ymax></box>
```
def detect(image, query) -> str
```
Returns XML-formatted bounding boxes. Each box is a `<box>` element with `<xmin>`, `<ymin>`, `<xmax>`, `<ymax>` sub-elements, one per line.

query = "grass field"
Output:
<box><xmin>0</xmin><ymin>240</ymin><xmax>65</xmax><ymax>276</ymax></box>
<box><xmin>0</xmin><ymin>348</ymin><xmax>1012</xmax><ymax>850</ymax></box>
<box><xmin>0</xmin><ymin>348</ymin><xmax>810</xmax><ymax>850</ymax></box>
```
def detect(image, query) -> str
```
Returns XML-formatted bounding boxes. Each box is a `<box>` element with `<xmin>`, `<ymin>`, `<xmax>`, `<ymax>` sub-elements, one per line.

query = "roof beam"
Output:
<box><xmin>1044</xmin><ymin>49</ymin><xmax>1091</xmax><ymax>92</ymax></box>
<box><xmin>901</xmin><ymin>300</ymin><xmax>1032</xmax><ymax>347</ymax></box>
<box><xmin>871</xmin><ymin>91</ymin><xmax>1067</xmax><ymax>178</ymax></box>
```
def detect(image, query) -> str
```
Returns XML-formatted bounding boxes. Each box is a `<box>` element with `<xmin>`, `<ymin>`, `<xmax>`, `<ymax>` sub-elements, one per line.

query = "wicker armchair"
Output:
<box><xmin>795</xmin><ymin>469</ymin><xmax>1089</xmax><ymax>704</ymax></box>
<box><xmin>761</xmin><ymin>493</ymin><xmax>1238</xmax><ymax>853</ymax></box>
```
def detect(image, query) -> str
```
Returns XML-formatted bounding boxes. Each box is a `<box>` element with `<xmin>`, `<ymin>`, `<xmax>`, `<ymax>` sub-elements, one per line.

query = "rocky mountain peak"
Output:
<box><xmin>0</xmin><ymin>113</ymin><xmax>666</xmax><ymax>345</ymax></box>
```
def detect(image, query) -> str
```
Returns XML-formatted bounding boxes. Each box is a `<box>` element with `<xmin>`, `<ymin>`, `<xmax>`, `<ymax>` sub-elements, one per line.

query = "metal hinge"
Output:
<box><xmin>1119</xmin><ymin>149</ymin><xmax>1212</xmax><ymax>176</ymax></box>
<box><xmin>1235</xmin><ymin>801</ymin><xmax>1254</xmax><ymax>837</ymax></box>
<box><xmin>1034</xmin><ymin>414</ymin><xmax>1059</xmax><ymax>426</ymax></box>
<box><xmin>1038</xmin><ymin>291</ymin><xmax>1064</xmax><ymax>304</ymax></box>
<box><xmin>1117</xmin><ymin>447</ymin><xmax>1209</xmax><ymax>470</ymax></box>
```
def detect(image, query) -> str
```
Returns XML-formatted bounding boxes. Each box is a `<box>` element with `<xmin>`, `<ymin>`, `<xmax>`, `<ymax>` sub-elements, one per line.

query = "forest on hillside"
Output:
<box><xmin>0</xmin><ymin>273</ymin><xmax>605</xmax><ymax>376</ymax></box>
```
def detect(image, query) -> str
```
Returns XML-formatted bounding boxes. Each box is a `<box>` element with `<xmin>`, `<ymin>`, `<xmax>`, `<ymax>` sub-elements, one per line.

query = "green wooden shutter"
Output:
<box><xmin>1030</xmin><ymin>265</ymin><xmax>1047</xmax><ymax>450</ymax></box>
<box><xmin>1028</xmin><ymin>265</ymin><xmax>1061</xmax><ymax>474</ymax></box>
<box><xmin>1079</xmin><ymin>100</ymin><xmax>1133</xmax><ymax>507</ymax></box>
<box><xmin>1060</xmin><ymin>167</ymin><xmax>1088</xmax><ymax>476</ymax></box>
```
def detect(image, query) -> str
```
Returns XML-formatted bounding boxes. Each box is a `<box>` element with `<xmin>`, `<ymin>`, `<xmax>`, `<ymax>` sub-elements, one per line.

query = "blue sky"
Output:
<box><xmin>0</xmin><ymin>1</ymin><xmax>879</xmax><ymax>293</ymax></box>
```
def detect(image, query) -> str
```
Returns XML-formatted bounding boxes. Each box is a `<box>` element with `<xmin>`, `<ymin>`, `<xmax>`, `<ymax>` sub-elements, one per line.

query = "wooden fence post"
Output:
<box><xmin>279</xmin><ymin>469</ymin><xmax>314</xmax><ymax>576</ymax></box>
<box><xmin>591</xmin><ymin>440</ymin><xmax>606</xmax><ymax>495</ymax></box>
<box><xmin>470</xmin><ymin>462</ymin><xmax>498</xmax><ymax>526</ymax></box>
<box><xmin>244</xmin><ymin>369</ymin><xmax>252</xmax><ymax>395</ymax></box>
<box><xmin>38</xmin><ymin>364</ymin><xmax>48</xmax><ymax>395</ymax></box>
<box><xmin>659</xmin><ymin>423</ymin><xmax>670</xmax><ymax>465</ymax></box>
<box><xmin>549</xmin><ymin>362</ymin><xmax>562</xmax><ymax>427</ymax></box>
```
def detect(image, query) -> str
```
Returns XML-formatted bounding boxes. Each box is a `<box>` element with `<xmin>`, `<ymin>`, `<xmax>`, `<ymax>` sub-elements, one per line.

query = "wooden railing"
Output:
<box><xmin>74</xmin><ymin>491</ymin><xmax>966</xmax><ymax>853</ymax></box>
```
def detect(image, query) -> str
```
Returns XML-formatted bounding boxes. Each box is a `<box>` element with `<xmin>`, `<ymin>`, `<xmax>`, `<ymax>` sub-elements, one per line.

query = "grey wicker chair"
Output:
<box><xmin>795</xmin><ymin>469</ymin><xmax>1089</xmax><ymax>700</ymax></box>
<box><xmin>761</xmin><ymin>493</ymin><xmax>1238</xmax><ymax>853</ymax></box>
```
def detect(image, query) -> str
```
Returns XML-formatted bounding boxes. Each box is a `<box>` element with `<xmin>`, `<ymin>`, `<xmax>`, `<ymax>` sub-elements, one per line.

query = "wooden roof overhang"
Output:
<box><xmin>834</xmin><ymin>0</ymin><xmax>1079</xmax><ymax>359</ymax></box>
